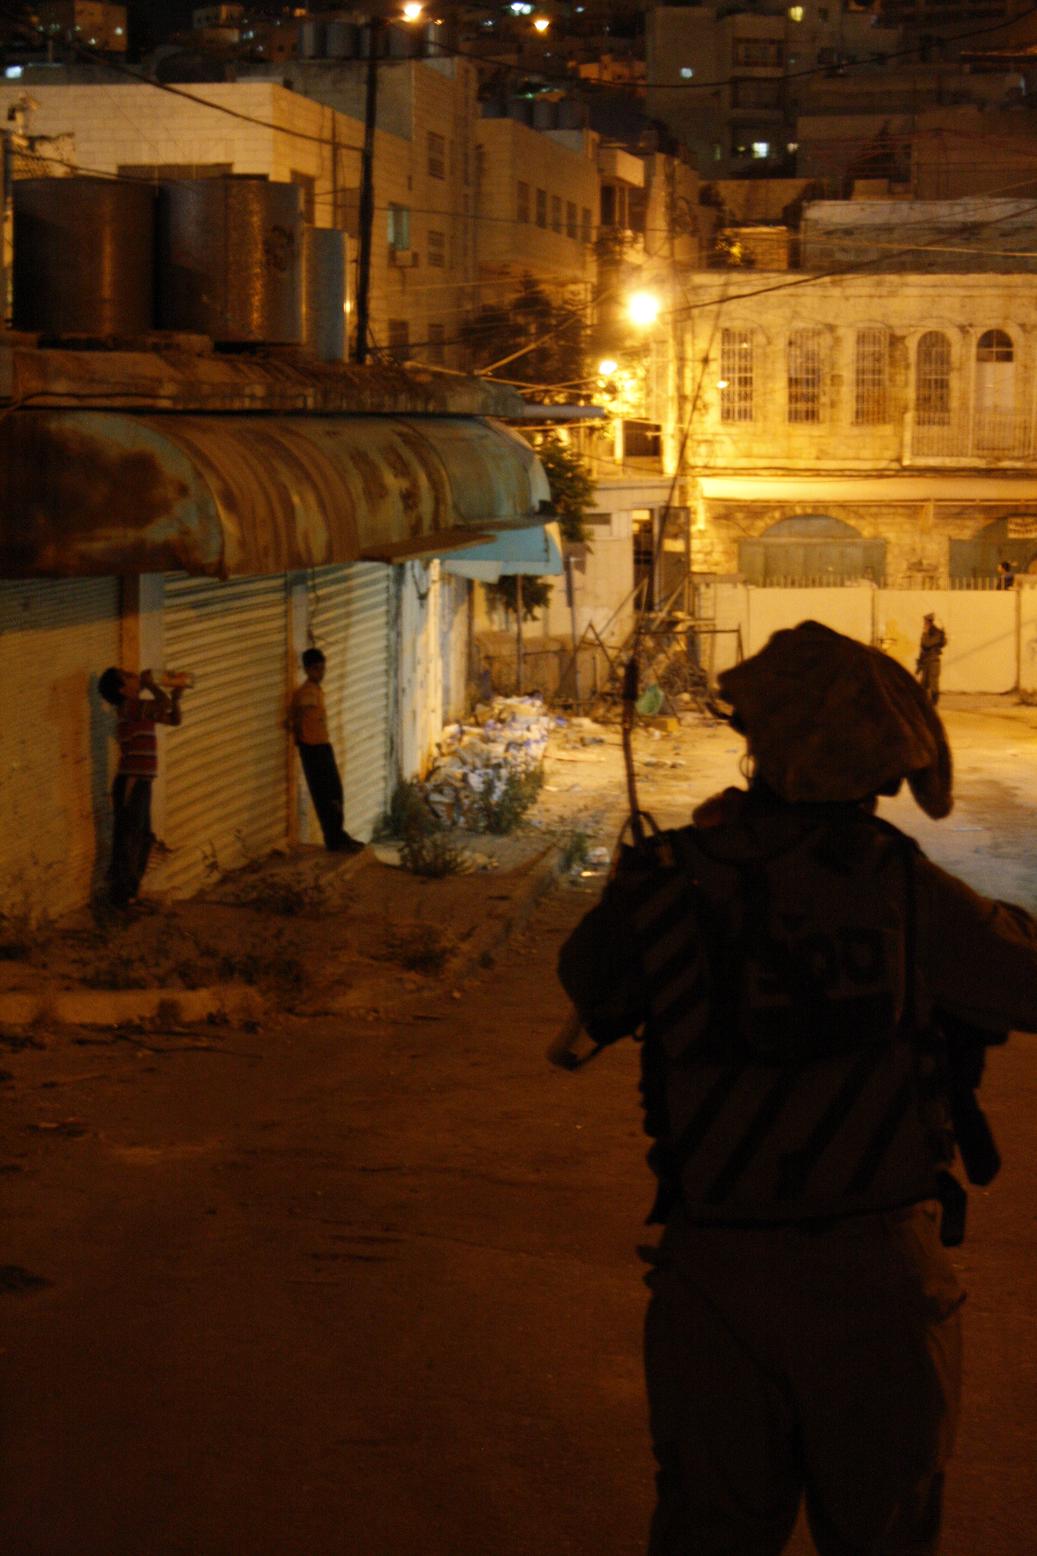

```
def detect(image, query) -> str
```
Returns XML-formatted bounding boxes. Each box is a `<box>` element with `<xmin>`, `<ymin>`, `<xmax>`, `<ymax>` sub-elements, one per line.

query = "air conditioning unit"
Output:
<box><xmin>389</xmin><ymin>249</ymin><xmax>419</xmax><ymax>267</ymax></box>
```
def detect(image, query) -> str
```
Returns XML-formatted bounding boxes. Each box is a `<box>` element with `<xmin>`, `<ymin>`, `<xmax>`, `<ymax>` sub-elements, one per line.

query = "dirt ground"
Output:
<box><xmin>2</xmin><ymin>696</ymin><xmax>1037</xmax><ymax>1556</ymax></box>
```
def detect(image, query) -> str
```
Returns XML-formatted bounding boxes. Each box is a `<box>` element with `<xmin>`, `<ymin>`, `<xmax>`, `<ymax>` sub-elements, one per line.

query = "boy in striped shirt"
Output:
<box><xmin>98</xmin><ymin>667</ymin><xmax>184</xmax><ymax>909</ymax></box>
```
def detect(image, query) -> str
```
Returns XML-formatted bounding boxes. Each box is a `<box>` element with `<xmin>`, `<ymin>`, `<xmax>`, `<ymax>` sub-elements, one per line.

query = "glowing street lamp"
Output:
<box><xmin>401</xmin><ymin>2</ymin><xmax>424</xmax><ymax>19</ymax></box>
<box><xmin>627</xmin><ymin>290</ymin><xmax>660</xmax><ymax>328</ymax></box>
<box><xmin>598</xmin><ymin>357</ymin><xmax>618</xmax><ymax>377</ymax></box>
<box><xmin>533</xmin><ymin>16</ymin><xmax>551</xmax><ymax>33</ymax></box>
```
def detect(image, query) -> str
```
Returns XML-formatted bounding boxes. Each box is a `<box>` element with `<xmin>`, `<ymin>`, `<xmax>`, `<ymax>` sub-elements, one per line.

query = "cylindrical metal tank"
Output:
<box><xmin>13</xmin><ymin>177</ymin><xmax>156</xmax><ymax>337</ymax></box>
<box><xmin>303</xmin><ymin>227</ymin><xmax>349</xmax><ymax>362</ymax></box>
<box><xmin>156</xmin><ymin>177</ymin><xmax>304</xmax><ymax>345</ymax></box>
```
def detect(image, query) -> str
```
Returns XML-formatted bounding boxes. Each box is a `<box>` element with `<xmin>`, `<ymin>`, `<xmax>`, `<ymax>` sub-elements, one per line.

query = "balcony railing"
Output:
<box><xmin>909</xmin><ymin>410</ymin><xmax>1034</xmax><ymax>461</ymax></box>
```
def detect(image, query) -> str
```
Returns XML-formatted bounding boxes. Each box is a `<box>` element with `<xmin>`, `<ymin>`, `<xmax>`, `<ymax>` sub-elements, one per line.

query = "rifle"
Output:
<box><xmin>547</xmin><ymin>657</ymin><xmax>655</xmax><ymax>1071</ymax></box>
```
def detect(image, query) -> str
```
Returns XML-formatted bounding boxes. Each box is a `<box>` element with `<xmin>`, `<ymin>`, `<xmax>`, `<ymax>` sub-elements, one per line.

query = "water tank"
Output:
<box><xmin>157</xmin><ymin>177</ymin><xmax>304</xmax><ymax>345</ymax></box>
<box><xmin>303</xmin><ymin>227</ymin><xmax>349</xmax><ymax>363</ymax></box>
<box><xmin>13</xmin><ymin>177</ymin><xmax>155</xmax><ymax>337</ymax></box>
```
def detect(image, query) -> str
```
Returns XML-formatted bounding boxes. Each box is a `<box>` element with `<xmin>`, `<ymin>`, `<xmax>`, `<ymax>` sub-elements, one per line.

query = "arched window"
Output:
<box><xmin>738</xmin><ymin>515</ymin><xmax>886</xmax><ymax>585</ymax></box>
<box><xmin>975</xmin><ymin>330</ymin><xmax>1016</xmax><ymax>453</ymax></box>
<box><xmin>853</xmin><ymin>327</ymin><xmax>889</xmax><ymax>425</ymax></box>
<box><xmin>719</xmin><ymin>328</ymin><xmax>754</xmax><ymax>422</ymax></box>
<box><xmin>915</xmin><ymin>331</ymin><xmax>951</xmax><ymax>426</ymax></box>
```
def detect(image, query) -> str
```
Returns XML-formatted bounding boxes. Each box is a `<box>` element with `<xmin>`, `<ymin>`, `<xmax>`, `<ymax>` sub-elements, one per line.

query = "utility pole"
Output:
<box><xmin>355</xmin><ymin>16</ymin><xmax>383</xmax><ymax>365</ymax></box>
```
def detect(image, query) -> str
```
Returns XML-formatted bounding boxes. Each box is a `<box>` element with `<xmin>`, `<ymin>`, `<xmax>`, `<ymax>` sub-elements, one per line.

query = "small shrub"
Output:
<box><xmin>399</xmin><ymin>826</ymin><xmax>467</xmax><ymax>879</ymax></box>
<box><xmin>377</xmin><ymin>781</ymin><xmax>434</xmax><ymax>841</ymax></box>
<box><xmin>473</xmin><ymin>763</ymin><xmax>544</xmax><ymax>835</ymax></box>
<box><xmin>560</xmin><ymin>829</ymin><xmax>591</xmax><ymax>873</ymax></box>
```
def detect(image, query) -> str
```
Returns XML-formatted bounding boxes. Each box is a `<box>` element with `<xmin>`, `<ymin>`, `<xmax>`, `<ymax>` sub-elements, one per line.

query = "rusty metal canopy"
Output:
<box><xmin>0</xmin><ymin>411</ymin><xmax>553</xmax><ymax>578</ymax></box>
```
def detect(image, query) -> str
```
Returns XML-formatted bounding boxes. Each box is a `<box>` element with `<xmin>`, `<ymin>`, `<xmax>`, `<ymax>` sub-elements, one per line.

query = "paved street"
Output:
<box><xmin>2</xmin><ymin>699</ymin><xmax>1036</xmax><ymax>1555</ymax></box>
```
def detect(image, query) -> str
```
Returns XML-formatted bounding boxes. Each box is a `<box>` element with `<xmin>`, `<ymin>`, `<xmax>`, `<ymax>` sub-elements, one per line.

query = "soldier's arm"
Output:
<box><xmin>919</xmin><ymin>857</ymin><xmax>1037</xmax><ymax>1034</ymax></box>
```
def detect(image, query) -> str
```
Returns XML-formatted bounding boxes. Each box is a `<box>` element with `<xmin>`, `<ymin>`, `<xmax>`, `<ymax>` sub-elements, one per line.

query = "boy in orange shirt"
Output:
<box><xmin>289</xmin><ymin>648</ymin><xmax>363</xmax><ymax>854</ymax></box>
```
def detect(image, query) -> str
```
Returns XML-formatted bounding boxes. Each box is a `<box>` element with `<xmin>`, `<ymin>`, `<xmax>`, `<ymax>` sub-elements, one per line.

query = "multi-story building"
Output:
<box><xmin>34</xmin><ymin>3</ymin><xmax>127</xmax><ymax>54</ymax></box>
<box><xmin>645</xmin><ymin>1</ymin><xmax>901</xmax><ymax>180</ymax></box>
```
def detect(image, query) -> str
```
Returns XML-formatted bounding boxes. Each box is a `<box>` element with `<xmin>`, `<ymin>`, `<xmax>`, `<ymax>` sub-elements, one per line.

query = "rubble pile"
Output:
<box><xmin>420</xmin><ymin>695</ymin><xmax>559</xmax><ymax>828</ymax></box>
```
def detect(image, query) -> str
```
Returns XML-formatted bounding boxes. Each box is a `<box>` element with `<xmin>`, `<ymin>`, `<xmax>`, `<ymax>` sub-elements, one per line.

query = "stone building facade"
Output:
<box><xmin>672</xmin><ymin>270</ymin><xmax>1037</xmax><ymax>586</ymax></box>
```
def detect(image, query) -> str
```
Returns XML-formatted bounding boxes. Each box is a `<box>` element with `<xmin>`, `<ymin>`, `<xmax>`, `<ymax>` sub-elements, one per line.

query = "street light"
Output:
<box><xmin>533</xmin><ymin>16</ymin><xmax>551</xmax><ymax>32</ymax></box>
<box><xmin>627</xmin><ymin>290</ymin><xmax>660</xmax><ymax>328</ymax></box>
<box><xmin>401</xmin><ymin>2</ymin><xmax>424</xmax><ymax>19</ymax></box>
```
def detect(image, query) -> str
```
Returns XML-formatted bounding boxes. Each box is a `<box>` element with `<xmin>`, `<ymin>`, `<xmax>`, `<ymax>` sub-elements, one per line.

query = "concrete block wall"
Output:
<box><xmin>708</xmin><ymin>581</ymin><xmax>1027</xmax><ymax>693</ymax></box>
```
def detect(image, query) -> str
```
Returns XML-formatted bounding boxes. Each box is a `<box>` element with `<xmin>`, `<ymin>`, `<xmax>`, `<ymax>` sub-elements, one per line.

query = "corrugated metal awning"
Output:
<box><xmin>0</xmin><ymin>411</ymin><xmax>552</xmax><ymax>577</ymax></box>
<box><xmin>442</xmin><ymin>522</ymin><xmax>564</xmax><ymax>582</ymax></box>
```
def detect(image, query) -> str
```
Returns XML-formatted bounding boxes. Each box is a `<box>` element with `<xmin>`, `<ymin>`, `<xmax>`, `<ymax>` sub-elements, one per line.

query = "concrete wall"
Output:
<box><xmin>475</xmin><ymin>116</ymin><xmax>597</xmax><ymax>288</ymax></box>
<box><xmin>706</xmin><ymin>582</ymin><xmax>1029</xmax><ymax>693</ymax></box>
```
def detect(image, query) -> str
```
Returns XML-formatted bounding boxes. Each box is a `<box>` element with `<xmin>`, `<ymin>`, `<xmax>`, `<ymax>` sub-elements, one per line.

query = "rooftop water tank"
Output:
<box><xmin>157</xmin><ymin>177</ymin><xmax>304</xmax><ymax>345</ymax></box>
<box><xmin>13</xmin><ymin>177</ymin><xmax>156</xmax><ymax>337</ymax></box>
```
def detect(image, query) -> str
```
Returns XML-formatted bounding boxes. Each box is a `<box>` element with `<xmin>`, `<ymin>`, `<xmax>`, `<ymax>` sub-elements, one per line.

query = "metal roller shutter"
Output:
<box><xmin>0</xmin><ymin>578</ymin><xmax>120</xmax><ymax>921</ymax></box>
<box><xmin>310</xmin><ymin>563</ymin><xmax>392</xmax><ymax>841</ymax></box>
<box><xmin>158</xmin><ymin>573</ymin><xmax>290</xmax><ymax>895</ymax></box>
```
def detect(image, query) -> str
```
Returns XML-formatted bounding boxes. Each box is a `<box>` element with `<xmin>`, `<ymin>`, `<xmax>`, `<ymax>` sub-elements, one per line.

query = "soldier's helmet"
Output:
<box><xmin>716</xmin><ymin>620</ymin><xmax>952</xmax><ymax>819</ymax></box>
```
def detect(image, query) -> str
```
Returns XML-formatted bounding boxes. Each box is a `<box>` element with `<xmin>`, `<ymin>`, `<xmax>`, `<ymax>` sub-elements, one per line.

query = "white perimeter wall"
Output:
<box><xmin>706</xmin><ymin>581</ymin><xmax>1032</xmax><ymax>694</ymax></box>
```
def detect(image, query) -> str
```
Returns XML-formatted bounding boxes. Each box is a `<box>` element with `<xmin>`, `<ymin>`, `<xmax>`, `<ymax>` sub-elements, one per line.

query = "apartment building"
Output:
<box><xmin>34</xmin><ymin>3</ymin><xmax>127</xmax><ymax>54</ymax></box>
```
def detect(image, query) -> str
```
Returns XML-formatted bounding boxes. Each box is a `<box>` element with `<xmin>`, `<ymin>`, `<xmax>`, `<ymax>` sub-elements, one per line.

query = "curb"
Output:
<box><xmin>447</xmin><ymin>840</ymin><xmax>565</xmax><ymax>981</ymax></box>
<box><xmin>0</xmin><ymin>983</ymin><xmax>264</xmax><ymax>1030</ymax></box>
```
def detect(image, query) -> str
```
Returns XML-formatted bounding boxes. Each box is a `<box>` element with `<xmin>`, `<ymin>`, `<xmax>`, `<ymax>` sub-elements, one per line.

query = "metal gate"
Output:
<box><xmin>158</xmin><ymin>573</ymin><xmax>290</xmax><ymax>894</ymax></box>
<box><xmin>309</xmin><ymin>563</ymin><xmax>393</xmax><ymax>841</ymax></box>
<box><xmin>0</xmin><ymin>578</ymin><xmax>120</xmax><ymax>920</ymax></box>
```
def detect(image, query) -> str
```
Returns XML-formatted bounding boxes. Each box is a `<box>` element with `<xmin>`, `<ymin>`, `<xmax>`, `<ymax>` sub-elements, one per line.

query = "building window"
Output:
<box><xmin>427</xmin><ymin>229</ymin><xmax>446</xmax><ymax>268</ymax></box>
<box><xmin>853</xmin><ymin>327</ymin><xmax>889</xmax><ymax>425</ymax></box>
<box><xmin>517</xmin><ymin>180</ymin><xmax>530</xmax><ymax>223</ymax></box>
<box><xmin>387</xmin><ymin>319</ymin><xmax>410</xmax><ymax>362</ymax></box>
<box><xmin>720</xmin><ymin>328</ymin><xmax>754</xmax><ymax>422</ymax></box>
<box><xmin>581</xmin><ymin>206</ymin><xmax>592</xmax><ymax>244</ymax></box>
<box><xmin>536</xmin><ymin>187</ymin><xmax>547</xmax><ymax>228</ymax></box>
<box><xmin>427</xmin><ymin>131</ymin><xmax>446</xmax><ymax>179</ymax></box>
<box><xmin>289</xmin><ymin>170</ymin><xmax>315</xmax><ymax>223</ymax></box>
<box><xmin>427</xmin><ymin>323</ymin><xmax>445</xmax><ymax>364</ymax></box>
<box><xmin>916</xmin><ymin>331</ymin><xmax>951</xmax><ymax>426</ymax></box>
<box><xmin>566</xmin><ymin>200</ymin><xmax>577</xmax><ymax>239</ymax></box>
<box><xmin>551</xmin><ymin>194</ymin><xmax>562</xmax><ymax>233</ymax></box>
<box><xmin>787</xmin><ymin>328</ymin><xmax>824</xmax><ymax>423</ymax></box>
<box><xmin>977</xmin><ymin>328</ymin><xmax>1013</xmax><ymax>363</ymax></box>
<box><xmin>387</xmin><ymin>203</ymin><xmax>411</xmax><ymax>250</ymax></box>
<box><xmin>733</xmin><ymin>38</ymin><xmax>784</xmax><ymax>67</ymax></box>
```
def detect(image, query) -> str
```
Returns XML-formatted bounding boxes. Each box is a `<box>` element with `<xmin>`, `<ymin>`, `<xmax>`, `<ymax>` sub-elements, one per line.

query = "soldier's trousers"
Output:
<box><xmin>644</xmin><ymin>1202</ymin><xmax>963</xmax><ymax>1556</ymax></box>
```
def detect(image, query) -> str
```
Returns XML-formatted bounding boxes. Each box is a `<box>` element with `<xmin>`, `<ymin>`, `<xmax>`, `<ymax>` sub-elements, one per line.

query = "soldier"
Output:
<box><xmin>916</xmin><ymin>612</ymin><xmax>947</xmax><ymax>704</ymax></box>
<box><xmin>558</xmin><ymin>621</ymin><xmax>1037</xmax><ymax>1556</ymax></box>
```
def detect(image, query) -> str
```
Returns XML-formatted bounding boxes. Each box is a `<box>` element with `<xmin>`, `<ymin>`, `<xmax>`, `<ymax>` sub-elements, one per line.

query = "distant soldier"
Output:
<box><xmin>996</xmin><ymin>559</ymin><xmax>1016</xmax><ymax>590</ymax></box>
<box><xmin>916</xmin><ymin>612</ymin><xmax>947</xmax><ymax>704</ymax></box>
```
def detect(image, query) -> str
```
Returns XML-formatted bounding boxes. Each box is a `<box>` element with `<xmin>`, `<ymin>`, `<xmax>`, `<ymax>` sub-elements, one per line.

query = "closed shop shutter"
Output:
<box><xmin>0</xmin><ymin>578</ymin><xmax>120</xmax><ymax>921</ymax></box>
<box><xmin>310</xmin><ymin>563</ymin><xmax>393</xmax><ymax>840</ymax></box>
<box><xmin>158</xmin><ymin>573</ymin><xmax>290</xmax><ymax>895</ymax></box>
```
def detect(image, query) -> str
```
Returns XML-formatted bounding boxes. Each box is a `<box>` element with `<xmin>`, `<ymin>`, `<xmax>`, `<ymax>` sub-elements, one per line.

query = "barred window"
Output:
<box><xmin>853</xmin><ymin>327</ymin><xmax>889</xmax><ymax>425</ymax></box>
<box><xmin>787</xmin><ymin>328</ymin><xmax>824</xmax><ymax>423</ymax></box>
<box><xmin>720</xmin><ymin>328</ymin><xmax>754</xmax><ymax>423</ymax></box>
<box><xmin>516</xmin><ymin>180</ymin><xmax>530</xmax><ymax>223</ymax></box>
<box><xmin>551</xmin><ymin>194</ymin><xmax>562</xmax><ymax>233</ymax></box>
<box><xmin>733</xmin><ymin>37</ymin><xmax>784</xmax><ymax>66</ymax></box>
<box><xmin>536</xmin><ymin>187</ymin><xmax>547</xmax><ymax>229</ymax></box>
<box><xmin>427</xmin><ymin>229</ymin><xmax>446</xmax><ymax>268</ymax></box>
<box><xmin>916</xmin><ymin>331</ymin><xmax>951</xmax><ymax>426</ymax></box>
<box><xmin>427</xmin><ymin>131</ymin><xmax>445</xmax><ymax>179</ymax></box>
<box><xmin>566</xmin><ymin>200</ymin><xmax>577</xmax><ymax>239</ymax></box>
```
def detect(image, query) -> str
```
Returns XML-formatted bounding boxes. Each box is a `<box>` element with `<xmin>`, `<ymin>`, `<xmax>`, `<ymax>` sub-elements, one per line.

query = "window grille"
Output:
<box><xmin>720</xmin><ymin>328</ymin><xmax>754</xmax><ymax>422</ymax></box>
<box><xmin>916</xmin><ymin>331</ymin><xmax>951</xmax><ymax>425</ymax></box>
<box><xmin>387</xmin><ymin>319</ymin><xmax>410</xmax><ymax>362</ymax></box>
<box><xmin>427</xmin><ymin>131</ymin><xmax>445</xmax><ymax>179</ymax></box>
<box><xmin>787</xmin><ymin>328</ymin><xmax>823</xmax><ymax>423</ymax></box>
<box><xmin>853</xmin><ymin>327</ymin><xmax>889</xmax><ymax>425</ymax></box>
<box><xmin>427</xmin><ymin>229</ymin><xmax>446</xmax><ymax>268</ymax></box>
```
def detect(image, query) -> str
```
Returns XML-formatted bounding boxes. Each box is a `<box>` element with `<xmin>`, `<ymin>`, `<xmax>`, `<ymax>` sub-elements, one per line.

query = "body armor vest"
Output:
<box><xmin>628</xmin><ymin>813</ymin><xmax>954</xmax><ymax>1228</ymax></box>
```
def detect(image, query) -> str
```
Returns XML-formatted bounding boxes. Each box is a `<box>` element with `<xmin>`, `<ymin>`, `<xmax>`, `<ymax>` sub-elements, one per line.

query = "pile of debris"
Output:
<box><xmin>420</xmin><ymin>694</ymin><xmax>559</xmax><ymax>829</ymax></box>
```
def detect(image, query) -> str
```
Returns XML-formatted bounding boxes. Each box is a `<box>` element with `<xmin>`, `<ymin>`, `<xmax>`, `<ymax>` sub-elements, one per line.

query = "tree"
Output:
<box><xmin>460</xmin><ymin>274</ymin><xmax>588</xmax><ymax>401</ymax></box>
<box><xmin>487</xmin><ymin>435</ymin><xmax>595</xmax><ymax>620</ymax></box>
